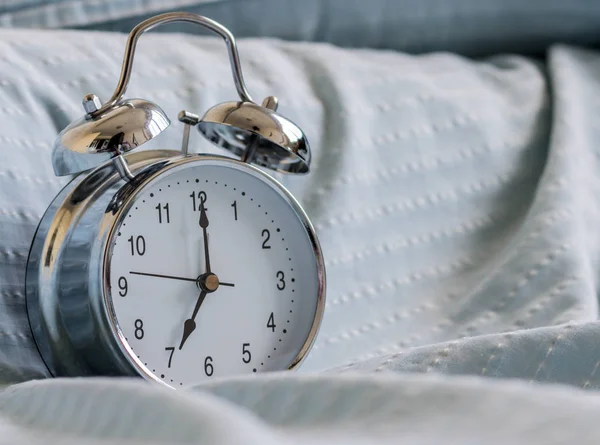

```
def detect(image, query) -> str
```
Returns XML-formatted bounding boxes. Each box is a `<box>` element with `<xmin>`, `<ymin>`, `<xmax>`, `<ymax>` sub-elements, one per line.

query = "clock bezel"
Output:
<box><xmin>100</xmin><ymin>154</ymin><xmax>326</xmax><ymax>387</ymax></box>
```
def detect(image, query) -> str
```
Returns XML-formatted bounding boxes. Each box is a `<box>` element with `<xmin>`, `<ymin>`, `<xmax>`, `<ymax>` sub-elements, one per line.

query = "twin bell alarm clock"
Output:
<box><xmin>25</xmin><ymin>12</ymin><xmax>326</xmax><ymax>389</ymax></box>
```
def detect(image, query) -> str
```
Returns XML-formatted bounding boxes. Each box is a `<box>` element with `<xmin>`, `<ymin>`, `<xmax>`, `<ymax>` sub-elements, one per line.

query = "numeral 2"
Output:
<box><xmin>262</xmin><ymin>229</ymin><xmax>271</xmax><ymax>249</ymax></box>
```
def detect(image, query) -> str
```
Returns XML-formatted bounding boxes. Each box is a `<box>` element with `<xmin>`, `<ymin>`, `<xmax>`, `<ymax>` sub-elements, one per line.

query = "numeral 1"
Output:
<box><xmin>231</xmin><ymin>200</ymin><xmax>238</xmax><ymax>221</ymax></box>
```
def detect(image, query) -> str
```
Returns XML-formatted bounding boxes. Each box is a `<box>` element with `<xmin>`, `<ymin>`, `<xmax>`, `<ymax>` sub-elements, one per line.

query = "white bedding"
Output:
<box><xmin>2</xmin><ymin>26</ymin><xmax>600</xmax><ymax>443</ymax></box>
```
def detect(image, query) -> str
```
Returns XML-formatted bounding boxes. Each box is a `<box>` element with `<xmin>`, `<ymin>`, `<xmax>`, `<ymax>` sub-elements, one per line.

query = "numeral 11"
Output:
<box><xmin>155</xmin><ymin>203</ymin><xmax>170</xmax><ymax>223</ymax></box>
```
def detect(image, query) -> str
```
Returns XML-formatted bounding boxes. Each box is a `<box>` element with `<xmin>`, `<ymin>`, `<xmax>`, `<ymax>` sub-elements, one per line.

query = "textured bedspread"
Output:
<box><xmin>2</xmin><ymin>22</ymin><xmax>600</xmax><ymax>442</ymax></box>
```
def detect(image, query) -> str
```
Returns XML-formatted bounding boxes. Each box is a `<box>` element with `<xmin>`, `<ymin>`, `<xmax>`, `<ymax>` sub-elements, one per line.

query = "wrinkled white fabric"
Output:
<box><xmin>2</xmin><ymin>25</ymin><xmax>600</xmax><ymax>443</ymax></box>
<box><xmin>3</xmin><ymin>374</ymin><xmax>600</xmax><ymax>444</ymax></box>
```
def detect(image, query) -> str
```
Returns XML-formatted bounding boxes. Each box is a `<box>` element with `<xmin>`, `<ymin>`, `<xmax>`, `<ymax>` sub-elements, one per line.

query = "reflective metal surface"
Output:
<box><xmin>52</xmin><ymin>99</ymin><xmax>169</xmax><ymax>176</ymax></box>
<box><xmin>198</xmin><ymin>100</ymin><xmax>311</xmax><ymax>174</ymax></box>
<box><xmin>94</xmin><ymin>12</ymin><xmax>253</xmax><ymax>114</ymax></box>
<box><xmin>26</xmin><ymin>150</ymin><xmax>176</xmax><ymax>378</ymax></box>
<box><xmin>26</xmin><ymin>152</ymin><xmax>326</xmax><ymax>386</ymax></box>
<box><xmin>30</xmin><ymin>11</ymin><xmax>323</xmax><ymax>385</ymax></box>
<box><xmin>51</xmin><ymin>11</ymin><xmax>255</xmax><ymax>177</ymax></box>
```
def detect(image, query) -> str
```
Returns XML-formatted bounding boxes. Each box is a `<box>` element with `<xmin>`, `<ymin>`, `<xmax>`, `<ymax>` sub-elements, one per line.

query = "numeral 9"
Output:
<box><xmin>118</xmin><ymin>276</ymin><xmax>128</xmax><ymax>297</ymax></box>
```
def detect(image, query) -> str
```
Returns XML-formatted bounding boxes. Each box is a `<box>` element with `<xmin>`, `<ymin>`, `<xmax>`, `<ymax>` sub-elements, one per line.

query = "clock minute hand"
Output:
<box><xmin>200</xmin><ymin>201</ymin><xmax>210</xmax><ymax>274</ymax></box>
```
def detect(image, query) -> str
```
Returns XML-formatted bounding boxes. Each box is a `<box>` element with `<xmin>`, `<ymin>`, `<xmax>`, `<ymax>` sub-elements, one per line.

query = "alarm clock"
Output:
<box><xmin>25</xmin><ymin>12</ymin><xmax>326</xmax><ymax>389</ymax></box>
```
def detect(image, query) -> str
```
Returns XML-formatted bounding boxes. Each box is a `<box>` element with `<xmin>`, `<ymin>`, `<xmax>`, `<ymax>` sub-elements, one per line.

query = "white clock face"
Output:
<box><xmin>106</xmin><ymin>158</ymin><xmax>323</xmax><ymax>387</ymax></box>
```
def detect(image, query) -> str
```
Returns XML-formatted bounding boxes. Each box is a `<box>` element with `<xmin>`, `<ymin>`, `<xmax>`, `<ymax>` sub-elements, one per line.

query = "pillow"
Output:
<box><xmin>1</xmin><ymin>0</ymin><xmax>600</xmax><ymax>56</ymax></box>
<box><xmin>6</xmin><ymin>23</ymin><xmax>600</xmax><ymax>391</ymax></box>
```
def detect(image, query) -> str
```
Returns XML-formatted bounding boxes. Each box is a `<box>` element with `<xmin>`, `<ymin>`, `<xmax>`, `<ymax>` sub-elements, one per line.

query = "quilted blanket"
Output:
<box><xmin>1</xmin><ymin>7</ymin><xmax>600</xmax><ymax>443</ymax></box>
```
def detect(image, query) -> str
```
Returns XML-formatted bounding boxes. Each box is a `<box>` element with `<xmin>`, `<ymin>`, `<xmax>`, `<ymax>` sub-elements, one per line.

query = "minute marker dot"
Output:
<box><xmin>150</xmin><ymin>193</ymin><xmax>154</xmax><ymax>197</ymax></box>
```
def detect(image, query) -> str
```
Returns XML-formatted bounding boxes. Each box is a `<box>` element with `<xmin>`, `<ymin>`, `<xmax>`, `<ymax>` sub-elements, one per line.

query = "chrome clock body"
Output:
<box><xmin>26</xmin><ymin>151</ymin><xmax>326</xmax><ymax>385</ymax></box>
<box><xmin>25</xmin><ymin>11</ymin><xmax>326</xmax><ymax>388</ymax></box>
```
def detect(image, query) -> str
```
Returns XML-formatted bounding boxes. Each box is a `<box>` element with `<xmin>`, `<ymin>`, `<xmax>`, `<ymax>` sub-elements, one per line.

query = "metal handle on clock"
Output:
<box><xmin>87</xmin><ymin>12</ymin><xmax>255</xmax><ymax>118</ymax></box>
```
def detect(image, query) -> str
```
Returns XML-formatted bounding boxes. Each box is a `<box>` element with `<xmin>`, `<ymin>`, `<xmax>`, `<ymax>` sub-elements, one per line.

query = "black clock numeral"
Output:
<box><xmin>276</xmin><ymin>271</ymin><xmax>286</xmax><ymax>290</ymax></box>
<box><xmin>134</xmin><ymin>319</ymin><xmax>144</xmax><ymax>339</ymax></box>
<box><xmin>267</xmin><ymin>312</ymin><xmax>276</xmax><ymax>332</ymax></box>
<box><xmin>242</xmin><ymin>343</ymin><xmax>251</xmax><ymax>363</ymax></box>
<box><xmin>118</xmin><ymin>276</ymin><xmax>128</xmax><ymax>297</ymax></box>
<box><xmin>155</xmin><ymin>203</ymin><xmax>170</xmax><ymax>223</ymax></box>
<box><xmin>204</xmin><ymin>356</ymin><xmax>214</xmax><ymax>376</ymax></box>
<box><xmin>231</xmin><ymin>200</ymin><xmax>238</xmax><ymax>221</ymax></box>
<box><xmin>128</xmin><ymin>235</ymin><xmax>146</xmax><ymax>256</ymax></box>
<box><xmin>262</xmin><ymin>229</ymin><xmax>271</xmax><ymax>249</ymax></box>
<box><xmin>165</xmin><ymin>346</ymin><xmax>175</xmax><ymax>368</ymax></box>
<box><xmin>190</xmin><ymin>191</ymin><xmax>207</xmax><ymax>211</ymax></box>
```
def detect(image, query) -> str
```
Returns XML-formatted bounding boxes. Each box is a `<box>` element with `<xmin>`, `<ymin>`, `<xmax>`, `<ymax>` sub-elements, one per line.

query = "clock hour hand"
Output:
<box><xmin>178</xmin><ymin>289</ymin><xmax>206</xmax><ymax>350</ymax></box>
